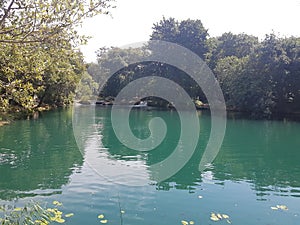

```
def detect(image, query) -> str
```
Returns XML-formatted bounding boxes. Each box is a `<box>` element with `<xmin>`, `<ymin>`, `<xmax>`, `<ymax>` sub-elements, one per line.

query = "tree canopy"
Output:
<box><xmin>0</xmin><ymin>0</ymin><xmax>112</xmax><ymax>44</ymax></box>
<box><xmin>151</xmin><ymin>17</ymin><xmax>209</xmax><ymax>59</ymax></box>
<box><xmin>91</xmin><ymin>17</ymin><xmax>300</xmax><ymax>117</ymax></box>
<box><xmin>0</xmin><ymin>0</ymin><xmax>114</xmax><ymax>119</ymax></box>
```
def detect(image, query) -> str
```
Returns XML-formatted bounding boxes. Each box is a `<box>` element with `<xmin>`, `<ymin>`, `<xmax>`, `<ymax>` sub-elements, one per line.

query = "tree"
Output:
<box><xmin>151</xmin><ymin>17</ymin><xmax>209</xmax><ymax>59</ymax></box>
<box><xmin>177</xmin><ymin>19</ymin><xmax>209</xmax><ymax>59</ymax></box>
<box><xmin>75</xmin><ymin>71</ymin><xmax>99</xmax><ymax>101</ymax></box>
<box><xmin>207</xmin><ymin>32</ymin><xmax>259</xmax><ymax>69</ymax></box>
<box><xmin>93</xmin><ymin>46</ymin><xmax>151</xmax><ymax>97</ymax></box>
<box><xmin>149</xmin><ymin>18</ymin><xmax>210</xmax><ymax>101</ymax></box>
<box><xmin>0</xmin><ymin>0</ymin><xmax>113</xmax><ymax>44</ymax></box>
<box><xmin>150</xmin><ymin>17</ymin><xmax>179</xmax><ymax>43</ymax></box>
<box><xmin>281</xmin><ymin>37</ymin><xmax>300</xmax><ymax>113</ymax></box>
<box><xmin>0</xmin><ymin>38</ymin><xmax>86</xmax><ymax>115</ymax></box>
<box><xmin>256</xmin><ymin>34</ymin><xmax>300</xmax><ymax>114</ymax></box>
<box><xmin>0</xmin><ymin>0</ymin><xmax>114</xmax><ymax>118</ymax></box>
<box><xmin>91</xmin><ymin>17</ymin><xmax>300</xmax><ymax>117</ymax></box>
<box><xmin>214</xmin><ymin>33</ymin><xmax>300</xmax><ymax>116</ymax></box>
<box><xmin>92</xmin><ymin>45</ymin><xmax>205</xmax><ymax>103</ymax></box>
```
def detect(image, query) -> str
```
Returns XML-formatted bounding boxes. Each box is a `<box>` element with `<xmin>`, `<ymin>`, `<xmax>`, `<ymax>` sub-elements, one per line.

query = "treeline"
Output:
<box><xmin>0</xmin><ymin>0</ymin><xmax>113</xmax><ymax>119</ymax></box>
<box><xmin>89</xmin><ymin>17</ymin><xmax>300</xmax><ymax>116</ymax></box>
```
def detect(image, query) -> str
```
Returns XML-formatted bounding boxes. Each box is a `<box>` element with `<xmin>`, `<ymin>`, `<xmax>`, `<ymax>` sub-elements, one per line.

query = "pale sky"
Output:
<box><xmin>78</xmin><ymin>0</ymin><xmax>300</xmax><ymax>62</ymax></box>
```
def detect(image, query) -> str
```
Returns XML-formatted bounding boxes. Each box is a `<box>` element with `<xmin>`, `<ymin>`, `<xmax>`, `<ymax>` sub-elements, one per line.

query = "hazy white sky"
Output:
<box><xmin>79</xmin><ymin>0</ymin><xmax>300</xmax><ymax>62</ymax></box>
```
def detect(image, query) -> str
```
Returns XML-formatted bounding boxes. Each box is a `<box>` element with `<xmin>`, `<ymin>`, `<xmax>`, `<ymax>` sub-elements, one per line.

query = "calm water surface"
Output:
<box><xmin>1</xmin><ymin>106</ymin><xmax>300</xmax><ymax>225</ymax></box>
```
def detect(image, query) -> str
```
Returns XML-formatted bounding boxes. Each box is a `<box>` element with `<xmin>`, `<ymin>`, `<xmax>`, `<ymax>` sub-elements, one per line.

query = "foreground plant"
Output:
<box><xmin>0</xmin><ymin>201</ymin><xmax>73</xmax><ymax>225</ymax></box>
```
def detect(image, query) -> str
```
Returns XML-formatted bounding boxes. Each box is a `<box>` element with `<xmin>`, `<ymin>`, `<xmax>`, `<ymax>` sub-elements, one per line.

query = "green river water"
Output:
<box><xmin>1</xmin><ymin>105</ymin><xmax>300</xmax><ymax>225</ymax></box>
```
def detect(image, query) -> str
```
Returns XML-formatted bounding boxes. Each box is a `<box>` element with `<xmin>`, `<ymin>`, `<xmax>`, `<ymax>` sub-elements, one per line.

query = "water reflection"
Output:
<box><xmin>0</xmin><ymin>109</ymin><xmax>83</xmax><ymax>200</ymax></box>
<box><xmin>85</xmin><ymin>106</ymin><xmax>300</xmax><ymax>197</ymax></box>
<box><xmin>73</xmin><ymin>105</ymin><xmax>151</xmax><ymax>186</ymax></box>
<box><xmin>1</xmin><ymin>106</ymin><xmax>300</xmax><ymax>202</ymax></box>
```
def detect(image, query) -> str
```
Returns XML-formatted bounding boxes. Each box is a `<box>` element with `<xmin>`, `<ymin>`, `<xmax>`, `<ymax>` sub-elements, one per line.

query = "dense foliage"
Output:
<box><xmin>214</xmin><ymin>33</ymin><xmax>300</xmax><ymax>115</ymax></box>
<box><xmin>90</xmin><ymin>17</ymin><xmax>300</xmax><ymax>117</ymax></box>
<box><xmin>0</xmin><ymin>0</ymin><xmax>113</xmax><ymax>119</ymax></box>
<box><xmin>1</xmin><ymin>6</ymin><xmax>299</xmax><ymax>118</ymax></box>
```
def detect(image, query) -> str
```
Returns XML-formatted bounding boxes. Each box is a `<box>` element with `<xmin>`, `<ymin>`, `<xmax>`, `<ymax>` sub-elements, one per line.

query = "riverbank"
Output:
<box><xmin>0</xmin><ymin>105</ymin><xmax>56</xmax><ymax>126</ymax></box>
<box><xmin>2</xmin><ymin>101</ymin><xmax>300</xmax><ymax>127</ymax></box>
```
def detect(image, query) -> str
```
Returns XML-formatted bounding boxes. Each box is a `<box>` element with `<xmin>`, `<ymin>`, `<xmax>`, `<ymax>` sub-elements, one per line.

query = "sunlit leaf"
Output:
<box><xmin>55</xmin><ymin>210</ymin><xmax>63</xmax><ymax>215</ymax></box>
<box><xmin>98</xmin><ymin>214</ymin><xmax>105</xmax><ymax>219</ymax></box>
<box><xmin>181</xmin><ymin>220</ymin><xmax>188</xmax><ymax>225</ymax></box>
<box><xmin>53</xmin><ymin>201</ymin><xmax>62</xmax><ymax>206</ymax></box>
<box><xmin>210</xmin><ymin>216</ymin><xmax>219</xmax><ymax>221</ymax></box>
<box><xmin>277</xmin><ymin>205</ymin><xmax>288</xmax><ymax>210</ymax></box>
<box><xmin>210</xmin><ymin>213</ymin><xmax>220</xmax><ymax>221</ymax></box>
<box><xmin>55</xmin><ymin>218</ymin><xmax>65</xmax><ymax>223</ymax></box>
<box><xmin>50</xmin><ymin>217</ymin><xmax>57</xmax><ymax>221</ymax></box>
<box><xmin>222</xmin><ymin>214</ymin><xmax>229</xmax><ymax>219</ymax></box>
<box><xmin>47</xmin><ymin>208</ymin><xmax>55</xmax><ymax>213</ymax></box>
<box><xmin>13</xmin><ymin>207</ymin><xmax>22</xmax><ymax>211</ymax></box>
<box><xmin>100</xmin><ymin>219</ymin><xmax>108</xmax><ymax>223</ymax></box>
<box><xmin>65</xmin><ymin>213</ymin><xmax>74</xmax><ymax>217</ymax></box>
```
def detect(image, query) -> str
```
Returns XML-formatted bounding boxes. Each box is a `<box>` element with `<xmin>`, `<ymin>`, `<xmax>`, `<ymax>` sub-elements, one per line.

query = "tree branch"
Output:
<box><xmin>0</xmin><ymin>0</ymin><xmax>15</xmax><ymax>28</ymax></box>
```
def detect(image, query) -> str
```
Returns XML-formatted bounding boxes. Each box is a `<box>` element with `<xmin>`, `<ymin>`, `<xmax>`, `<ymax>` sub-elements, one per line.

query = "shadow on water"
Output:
<box><xmin>0</xmin><ymin>109</ymin><xmax>83</xmax><ymax>201</ymax></box>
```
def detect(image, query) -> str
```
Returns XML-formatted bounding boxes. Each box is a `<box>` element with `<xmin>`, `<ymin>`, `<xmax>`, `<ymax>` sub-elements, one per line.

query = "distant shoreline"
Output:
<box><xmin>1</xmin><ymin>102</ymin><xmax>300</xmax><ymax>127</ymax></box>
<box><xmin>77</xmin><ymin>100</ymin><xmax>300</xmax><ymax>121</ymax></box>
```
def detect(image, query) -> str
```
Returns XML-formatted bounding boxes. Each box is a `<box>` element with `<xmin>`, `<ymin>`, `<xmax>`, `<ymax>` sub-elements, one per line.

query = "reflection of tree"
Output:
<box><xmin>99</xmin><ymin>108</ymin><xmax>181</xmax><ymax>161</ymax></box>
<box><xmin>0</xmin><ymin>109</ymin><xmax>83</xmax><ymax>200</ymax></box>
<box><xmin>98</xmin><ymin>107</ymin><xmax>209</xmax><ymax>189</ymax></box>
<box><xmin>98</xmin><ymin>107</ymin><xmax>300</xmax><ymax>196</ymax></box>
<box><xmin>213</xmin><ymin>119</ymin><xmax>300</xmax><ymax>197</ymax></box>
<box><xmin>94</xmin><ymin>107</ymin><xmax>144</xmax><ymax>159</ymax></box>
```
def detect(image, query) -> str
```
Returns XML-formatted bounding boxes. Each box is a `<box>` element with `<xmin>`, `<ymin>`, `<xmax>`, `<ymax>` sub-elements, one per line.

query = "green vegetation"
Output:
<box><xmin>0</xmin><ymin>0</ymin><xmax>113</xmax><ymax>120</ymax></box>
<box><xmin>0</xmin><ymin>201</ymin><xmax>72</xmax><ymax>225</ymax></box>
<box><xmin>0</xmin><ymin>200</ymin><xmax>125</xmax><ymax>225</ymax></box>
<box><xmin>1</xmin><ymin>6</ymin><xmax>299</xmax><ymax>119</ymax></box>
<box><xmin>214</xmin><ymin>33</ymin><xmax>300</xmax><ymax>116</ymax></box>
<box><xmin>90</xmin><ymin>17</ymin><xmax>300</xmax><ymax>117</ymax></box>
